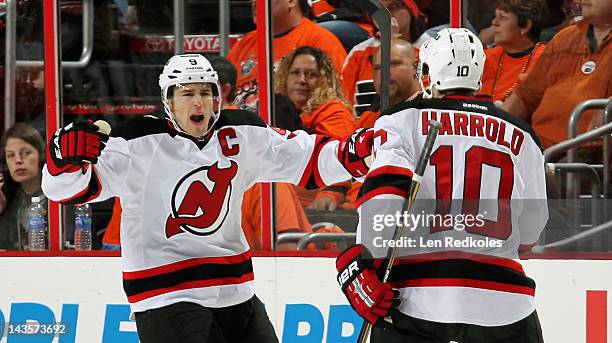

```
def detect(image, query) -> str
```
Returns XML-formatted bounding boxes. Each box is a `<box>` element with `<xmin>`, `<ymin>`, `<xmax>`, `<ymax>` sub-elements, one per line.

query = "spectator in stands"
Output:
<box><xmin>479</xmin><ymin>0</ymin><xmax>549</xmax><ymax>104</ymax></box>
<box><xmin>227</xmin><ymin>0</ymin><xmax>347</xmax><ymax>112</ymax></box>
<box><xmin>538</xmin><ymin>0</ymin><xmax>583</xmax><ymax>42</ymax></box>
<box><xmin>503</xmin><ymin>0</ymin><xmax>612</xmax><ymax>149</ymax></box>
<box><xmin>341</xmin><ymin>0</ymin><xmax>425</xmax><ymax>114</ymax></box>
<box><xmin>357</xmin><ymin>39</ymin><xmax>421</xmax><ymax>128</ymax></box>
<box><xmin>345</xmin><ymin>39</ymin><xmax>421</xmax><ymax>207</ymax></box>
<box><xmin>275</xmin><ymin>46</ymin><xmax>355</xmax><ymax>137</ymax></box>
<box><xmin>275</xmin><ymin>46</ymin><xmax>355</xmax><ymax>211</ymax></box>
<box><xmin>0</xmin><ymin>123</ymin><xmax>47</xmax><ymax>250</ymax></box>
<box><xmin>311</xmin><ymin>0</ymin><xmax>376</xmax><ymax>52</ymax></box>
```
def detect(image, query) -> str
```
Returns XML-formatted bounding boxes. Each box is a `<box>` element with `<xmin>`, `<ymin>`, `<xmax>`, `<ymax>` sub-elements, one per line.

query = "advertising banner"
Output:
<box><xmin>0</xmin><ymin>257</ymin><xmax>608</xmax><ymax>342</ymax></box>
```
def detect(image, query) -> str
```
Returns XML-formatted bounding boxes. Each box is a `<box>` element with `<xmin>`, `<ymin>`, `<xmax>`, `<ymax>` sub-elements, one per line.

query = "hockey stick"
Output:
<box><xmin>350</xmin><ymin>0</ymin><xmax>391</xmax><ymax>111</ymax></box>
<box><xmin>357</xmin><ymin>120</ymin><xmax>442</xmax><ymax>343</ymax></box>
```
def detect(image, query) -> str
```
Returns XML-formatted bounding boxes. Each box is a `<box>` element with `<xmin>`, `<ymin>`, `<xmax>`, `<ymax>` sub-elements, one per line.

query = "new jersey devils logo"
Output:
<box><xmin>165</xmin><ymin>161</ymin><xmax>238</xmax><ymax>238</ymax></box>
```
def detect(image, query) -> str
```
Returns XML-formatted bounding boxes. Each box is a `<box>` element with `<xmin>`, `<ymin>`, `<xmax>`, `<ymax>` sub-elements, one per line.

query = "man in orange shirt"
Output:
<box><xmin>227</xmin><ymin>0</ymin><xmax>347</xmax><ymax>112</ymax></box>
<box><xmin>341</xmin><ymin>0</ymin><xmax>425</xmax><ymax>113</ymax></box>
<box><xmin>503</xmin><ymin>0</ymin><xmax>611</xmax><ymax>149</ymax></box>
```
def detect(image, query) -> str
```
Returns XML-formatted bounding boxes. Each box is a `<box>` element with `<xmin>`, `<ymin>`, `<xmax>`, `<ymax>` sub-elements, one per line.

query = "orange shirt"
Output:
<box><xmin>297</xmin><ymin>100</ymin><xmax>356</xmax><ymax>207</ymax></box>
<box><xmin>480</xmin><ymin>44</ymin><xmax>546</xmax><ymax>102</ymax></box>
<box><xmin>341</xmin><ymin>37</ymin><xmax>380</xmax><ymax>107</ymax></box>
<box><xmin>311</xmin><ymin>0</ymin><xmax>336</xmax><ymax>16</ymax></box>
<box><xmin>300</xmin><ymin>100</ymin><xmax>356</xmax><ymax>137</ymax></box>
<box><xmin>354</xmin><ymin>109</ymin><xmax>380</xmax><ymax>131</ymax></box>
<box><xmin>102</xmin><ymin>197</ymin><xmax>122</xmax><ymax>246</ymax></box>
<box><xmin>242</xmin><ymin>183</ymin><xmax>312</xmax><ymax>250</ymax></box>
<box><xmin>514</xmin><ymin>20</ymin><xmax>612</xmax><ymax>149</ymax></box>
<box><xmin>227</xmin><ymin>18</ymin><xmax>348</xmax><ymax>111</ymax></box>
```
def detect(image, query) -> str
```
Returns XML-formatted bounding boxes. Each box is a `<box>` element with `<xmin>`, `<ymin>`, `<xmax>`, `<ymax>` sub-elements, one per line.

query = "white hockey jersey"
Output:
<box><xmin>356</xmin><ymin>96</ymin><xmax>548</xmax><ymax>326</ymax></box>
<box><xmin>42</xmin><ymin>109</ymin><xmax>352</xmax><ymax>313</ymax></box>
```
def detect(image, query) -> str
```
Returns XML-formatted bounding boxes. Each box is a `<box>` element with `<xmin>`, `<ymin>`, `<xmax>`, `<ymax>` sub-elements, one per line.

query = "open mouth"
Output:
<box><xmin>190</xmin><ymin>114</ymin><xmax>205</xmax><ymax>124</ymax></box>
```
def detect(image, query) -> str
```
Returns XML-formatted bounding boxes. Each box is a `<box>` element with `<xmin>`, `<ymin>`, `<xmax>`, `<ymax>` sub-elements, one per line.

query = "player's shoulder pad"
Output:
<box><xmin>213</xmin><ymin>109</ymin><xmax>267</xmax><ymax>130</ymax></box>
<box><xmin>111</xmin><ymin>115</ymin><xmax>172</xmax><ymax>141</ymax></box>
<box><xmin>380</xmin><ymin>96</ymin><xmax>542</xmax><ymax>150</ymax></box>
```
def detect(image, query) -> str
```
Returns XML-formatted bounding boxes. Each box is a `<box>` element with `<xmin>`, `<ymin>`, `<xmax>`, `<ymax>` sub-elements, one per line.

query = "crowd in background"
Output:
<box><xmin>0</xmin><ymin>0</ymin><xmax>610</xmax><ymax>251</ymax></box>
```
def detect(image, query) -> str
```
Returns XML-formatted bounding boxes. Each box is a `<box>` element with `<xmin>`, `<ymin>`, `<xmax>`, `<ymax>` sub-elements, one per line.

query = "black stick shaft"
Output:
<box><xmin>357</xmin><ymin>120</ymin><xmax>441</xmax><ymax>343</ymax></box>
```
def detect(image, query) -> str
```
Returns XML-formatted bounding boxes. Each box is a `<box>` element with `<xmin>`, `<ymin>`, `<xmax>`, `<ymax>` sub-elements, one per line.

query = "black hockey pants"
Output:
<box><xmin>135</xmin><ymin>295</ymin><xmax>278</xmax><ymax>343</ymax></box>
<box><xmin>371</xmin><ymin>310</ymin><xmax>544</xmax><ymax>343</ymax></box>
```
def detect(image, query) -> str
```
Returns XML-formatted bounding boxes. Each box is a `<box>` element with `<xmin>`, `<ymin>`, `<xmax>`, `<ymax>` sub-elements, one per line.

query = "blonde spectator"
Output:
<box><xmin>227</xmin><ymin>0</ymin><xmax>347</xmax><ymax>112</ymax></box>
<box><xmin>275</xmin><ymin>46</ymin><xmax>356</xmax><ymax>211</ymax></box>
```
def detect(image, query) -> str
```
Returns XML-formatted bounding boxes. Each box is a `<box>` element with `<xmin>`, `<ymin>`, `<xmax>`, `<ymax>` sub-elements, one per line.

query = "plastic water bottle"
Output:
<box><xmin>74</xmin><ymin>204</ymin><xmax>92</xmax><ymax>251</ymax></box>
<box><xmin>27</xmin><ymin>196</ymin><xmax>47</xmax><ymax>251</ymax></box>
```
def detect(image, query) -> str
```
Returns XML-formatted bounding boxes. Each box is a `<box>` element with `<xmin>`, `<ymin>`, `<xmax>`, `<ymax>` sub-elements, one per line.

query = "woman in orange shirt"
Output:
<box><xmin>480</xmin><ymin>0</ymin><xmax>549</xmax><ymax>104</ymax></box>
<box><xmin>275</xmin><ymin>46</ymin><xmax>356</xmax><ymax>211</ymax></box>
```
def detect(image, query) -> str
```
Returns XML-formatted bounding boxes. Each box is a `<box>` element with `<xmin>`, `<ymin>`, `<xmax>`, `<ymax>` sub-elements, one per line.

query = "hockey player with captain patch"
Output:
<box><xmin>336</xmin><ymin>28</ymin><xmax>548</xmax><ymax>343</ymax></box>
<box><xmin>42</xmin><ymin>53</ymin><xmax>374</xmax><ymax>343</ymax></box>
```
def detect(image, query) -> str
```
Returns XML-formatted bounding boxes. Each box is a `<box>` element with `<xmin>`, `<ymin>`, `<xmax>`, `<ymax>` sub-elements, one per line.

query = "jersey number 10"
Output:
<box><xmin>430</xmin><ymin>145</ymin><xmax>513</xmax><ymax>240</ymax></box>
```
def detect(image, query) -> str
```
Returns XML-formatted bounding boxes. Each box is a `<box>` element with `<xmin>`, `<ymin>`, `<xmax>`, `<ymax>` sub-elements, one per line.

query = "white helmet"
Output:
<box><xmin>417</xmin><ymin>28</ymin><xmax>485</xmax><ymax>98</ymax></box>
<box><xmin>159</xmin><ymin>54</ymin><xmax>222</xmax><ymax>137</ymax></box>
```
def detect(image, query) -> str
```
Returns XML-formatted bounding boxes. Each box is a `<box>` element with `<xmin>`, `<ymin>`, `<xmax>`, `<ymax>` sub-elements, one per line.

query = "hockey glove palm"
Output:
<box><xmin>338</xmin><ymin>128</ymin><xmax>374</xmax><ymax>178</ymax></box>
<box><xmin>336</xmin><ymin>244</ymin><xmax>399</xmax><ymax>324</ymax></box>
<box><xmin>47</xmin><ymin>120</ymin><xmax>109</xmax><ymax>176</ymax></box>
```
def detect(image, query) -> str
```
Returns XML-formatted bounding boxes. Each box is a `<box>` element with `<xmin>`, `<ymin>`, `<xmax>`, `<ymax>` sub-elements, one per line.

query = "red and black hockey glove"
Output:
<box><xmin>336</xmin><ymin>244</ymin><xmax>399</xmax><ymax>325</ymax></box>
<box><xmin>46</xmin><ymin>120</ymin><xmax>109</xmax><ymax>176</ymax></box>
<box><xmin>338</xmin><ymin>128</ymin><xmax>374</xmax><ymax>178</ymax></box>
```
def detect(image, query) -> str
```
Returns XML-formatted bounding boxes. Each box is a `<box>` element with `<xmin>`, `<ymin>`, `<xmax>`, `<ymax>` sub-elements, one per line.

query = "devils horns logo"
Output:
<box><xmin>165</xmin><ymin>161</ymin><xmax>238</xmax><ymax>238</ymax></box>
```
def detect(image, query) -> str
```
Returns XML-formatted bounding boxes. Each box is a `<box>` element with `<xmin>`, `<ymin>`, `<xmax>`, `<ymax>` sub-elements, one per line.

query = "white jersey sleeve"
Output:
<box><xmin>39</xmin><ymin>110</ymin><xmax>356</xmax><ymax>314</ymax></box>
<box><xmin>255</xmin><ymin>127</ymin><xmax>352</xmax><ymax>188</ymax></box>
<box><xmin>517</xmin><ymin>141</ymin><xmax>548</xmax><ymax>247</ymax></box>
<box><xmin>42</xmin><ymin>136</ymin><xmax>130</xmax><ymax>204</ymax></box>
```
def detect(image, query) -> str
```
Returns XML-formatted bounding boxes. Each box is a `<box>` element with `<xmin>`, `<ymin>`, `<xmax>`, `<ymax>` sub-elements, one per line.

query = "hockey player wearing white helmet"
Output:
<box><xmin>417</xmin><ymin>27</ymin><xmax>485</xmax><ymax>98</ymax></box>
<box><xmin>42</xmin><ymin>53</ymin><xmax>376</xmax><ymax>343</ymax></box>
<box><xmin>159</xmin><ymin>54</ymin><xmax>223</xmax><ymax>139</ymax></box>
<box><xmin>336</xmin><ymin>28</ymin><xmax>547</xmax><ymax>342</ymax></box>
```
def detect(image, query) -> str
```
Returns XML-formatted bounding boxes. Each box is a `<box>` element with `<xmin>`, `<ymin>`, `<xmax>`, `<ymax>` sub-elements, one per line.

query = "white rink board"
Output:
<box><xmin>0</xmin><ymin>257</ymin><xmax>609</xmax><ymax>342</ymax></box>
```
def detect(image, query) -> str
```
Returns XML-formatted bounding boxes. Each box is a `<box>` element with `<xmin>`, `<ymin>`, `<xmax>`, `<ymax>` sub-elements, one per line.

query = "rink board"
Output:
<box><xmin>0</xmin><ymin>257</ymin><xmax>608</xmax><ymax>342</ymax></box>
